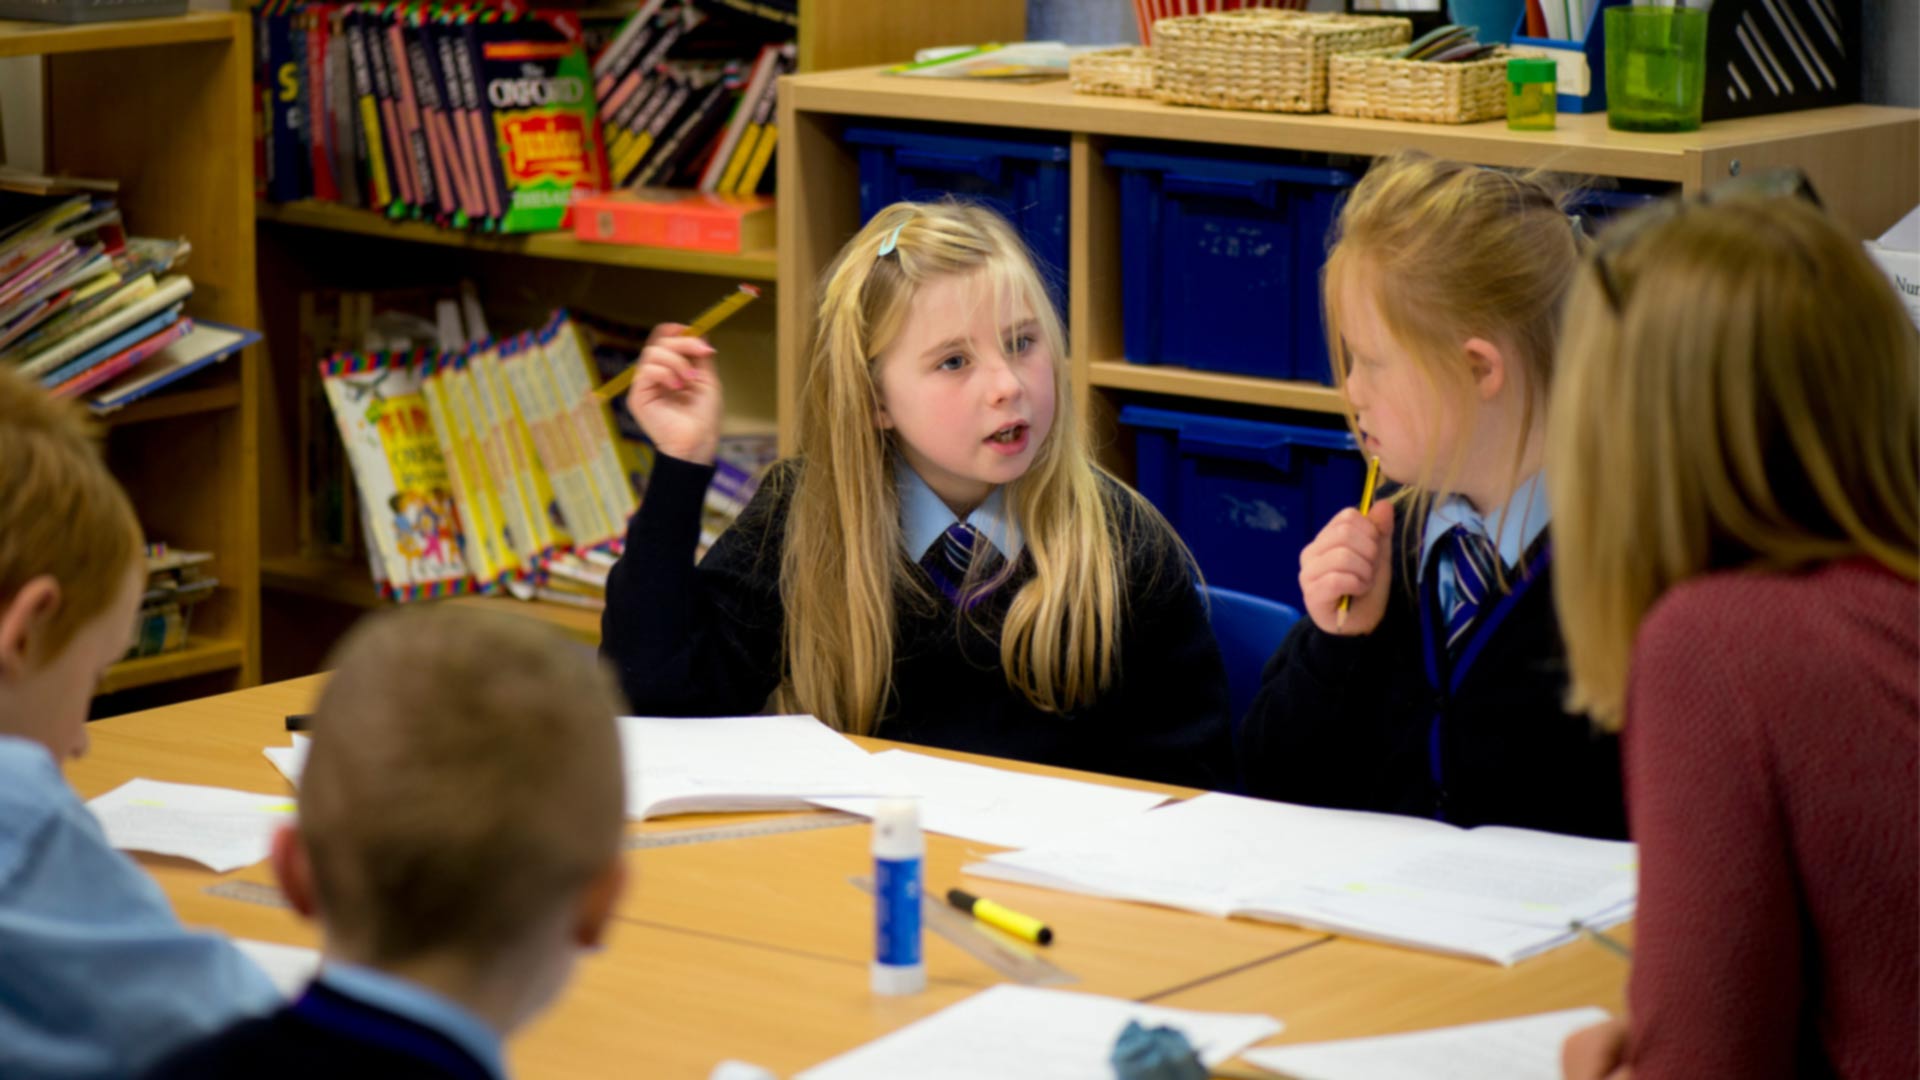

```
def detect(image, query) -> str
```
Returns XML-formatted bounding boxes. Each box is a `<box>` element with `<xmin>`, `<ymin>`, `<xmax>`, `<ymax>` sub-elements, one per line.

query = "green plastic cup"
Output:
<box><xmin>1605</xmin><ymin>5</ymin><xmax>1709</xmax><ymax>133</ymax></box>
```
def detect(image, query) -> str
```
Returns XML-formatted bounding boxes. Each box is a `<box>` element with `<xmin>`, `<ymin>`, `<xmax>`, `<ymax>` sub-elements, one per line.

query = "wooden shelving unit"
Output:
<box><xmin>259</xmin><ymin>200</ymin><xmax>779</xmax><ymax>281</ymax></box>
<box><xmin>777</xmin><ymin>68</ymin><xmax>1920</xmax><ymax>452</ymax></box>
<box><xmin>8</xmin><ymin>12</ymin><xmax>262</xmax><ymax>707</ymax></box>
<box><xmin>252</xmin><ymin>1</ymin><xmax>1025</xmax><ymax>669</ymax></box>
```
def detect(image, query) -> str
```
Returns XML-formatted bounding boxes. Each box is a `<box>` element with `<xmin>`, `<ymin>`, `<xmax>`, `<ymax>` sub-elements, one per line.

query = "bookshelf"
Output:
<box><xmin>7</xmin><ymin>12</ymin><xmax>262</xmax><ymax>706</ymax></box>
<box><xmin>253</xmin><ymin>1</ymin><xmax>1025</xmax><ymax>674</ymax></box>
<box><xmin>776</xmin><ymin>68</ymin><xmax>1920</xmax><ymax>452</ymax></box>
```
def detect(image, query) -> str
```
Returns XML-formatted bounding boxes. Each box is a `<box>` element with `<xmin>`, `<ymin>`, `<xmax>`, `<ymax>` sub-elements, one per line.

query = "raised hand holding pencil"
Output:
<box><xmin>604</xmin><ymin>284</ymin><xmax>760</xmax><ymax>467</ymax></box>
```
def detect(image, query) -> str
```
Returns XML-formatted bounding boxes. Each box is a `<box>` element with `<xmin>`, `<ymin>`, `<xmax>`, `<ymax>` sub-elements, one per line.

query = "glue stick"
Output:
<box><xmin>870</xmin><ymin>798</ymin><xmax>925</xmax><ymax>995</ymax></box>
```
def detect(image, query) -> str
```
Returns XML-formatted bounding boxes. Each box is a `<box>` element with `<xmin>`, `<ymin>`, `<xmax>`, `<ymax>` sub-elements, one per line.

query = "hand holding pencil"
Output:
<box><xmin>1299</xmin><ymin>455</ymin><xmax>1393</xmax><ymax>637</ymax></box>
<box><xmin>604</xmin><ymin>284</ymin><xmax>759</xmax><ymax>467</ymax></box>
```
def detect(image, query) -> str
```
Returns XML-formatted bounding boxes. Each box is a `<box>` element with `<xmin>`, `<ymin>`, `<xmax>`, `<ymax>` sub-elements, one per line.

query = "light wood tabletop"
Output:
<box><xmin>68</xmin><ymin>675</ymin><xmax>1628</xmax><ymax>1077</ymax></box>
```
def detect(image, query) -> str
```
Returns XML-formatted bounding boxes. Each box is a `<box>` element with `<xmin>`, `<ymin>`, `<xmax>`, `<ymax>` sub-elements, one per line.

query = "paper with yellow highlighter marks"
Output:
<box><xmin>87</xmin><ymin>779</ymin><xmax>294</xmax><ymax>873</ymax></box>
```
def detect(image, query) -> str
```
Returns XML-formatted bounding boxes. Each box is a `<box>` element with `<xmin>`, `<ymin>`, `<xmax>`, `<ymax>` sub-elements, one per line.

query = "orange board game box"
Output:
<box><xmin>573</xmin><ymin>190</ymin><xmax>775</xmax><ymax>253</ymax></box>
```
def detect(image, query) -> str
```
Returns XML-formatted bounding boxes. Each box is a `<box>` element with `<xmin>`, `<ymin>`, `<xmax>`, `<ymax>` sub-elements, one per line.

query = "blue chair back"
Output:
<box><xmin>1203</xmin><ymin>585</ymin><xmax>1302</xmax><ymax>731</ymax></box>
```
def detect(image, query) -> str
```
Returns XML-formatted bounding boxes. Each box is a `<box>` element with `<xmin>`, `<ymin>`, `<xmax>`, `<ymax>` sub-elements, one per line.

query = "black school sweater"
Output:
<box><xmin>602</xmin><ymin>454</ymin><xmax>1235</xmax><ymax>791</ymax></box>
<box><xmin>142</xmin><ymin>982</ymin><xmax>494</xmax><ymax>1080</ymax></box>
<box><xmin>1238</xmin><ymin>526</ymin><xmax>1627</xmax><ymax>839</ymax></box>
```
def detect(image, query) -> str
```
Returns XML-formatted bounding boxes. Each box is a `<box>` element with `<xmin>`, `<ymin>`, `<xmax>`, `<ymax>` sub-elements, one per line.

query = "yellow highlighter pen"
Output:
<box><xmin>945</xmin><ymin>887</ymin><xmax>1054</xmax><ymax>946</ymax></box>
<box><xmin>1335</xmin><ymin>454</ymin><xmax>1383</xmax><ymax>633</ymax></box>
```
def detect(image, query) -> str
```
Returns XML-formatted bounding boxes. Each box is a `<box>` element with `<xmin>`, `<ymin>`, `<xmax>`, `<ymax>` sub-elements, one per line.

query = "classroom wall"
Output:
<box><xmin>1025</xmin><ymin>0</ymin><xmax>1918</xmax><ymax>108</ymax></box>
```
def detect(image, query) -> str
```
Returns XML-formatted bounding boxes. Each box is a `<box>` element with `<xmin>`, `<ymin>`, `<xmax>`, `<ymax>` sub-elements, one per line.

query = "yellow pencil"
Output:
<box><xmin>594</xmin><ymin>283</ymin><xmax>762</xmax><ymax>402</ymax></box>
<box><xmin>1335</xmin><ymin>454</ymin><xmax>1382</xmax><ymax>632</ymax></box>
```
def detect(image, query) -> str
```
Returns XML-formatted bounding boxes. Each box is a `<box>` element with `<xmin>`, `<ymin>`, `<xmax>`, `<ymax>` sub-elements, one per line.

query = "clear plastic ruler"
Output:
<box><xmin>849</xmin><ymin>875</ymin><xmax>1077</xmax><ymax>987</ymax></box>
<box><xmin>625</xmin><ymin>811</ymin><xmax>863</xmax><ymax>851</ymax></box>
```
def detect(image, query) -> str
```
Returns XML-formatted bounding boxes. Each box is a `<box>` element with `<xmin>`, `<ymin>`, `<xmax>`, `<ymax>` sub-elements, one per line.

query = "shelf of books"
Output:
<box><xmin>250</xmin><ymin>0</ymin><xmax>1023</xmax><ymax>671</ymax></box>
<box><xmin>99</xmin><ymin>637</ymin><xmax>246</xmax><ymax>697</ymax></box>
<box><xmin>8</xmin><ymin>12</ymin><xmax>264</xmax><ymax>710</ymax></box>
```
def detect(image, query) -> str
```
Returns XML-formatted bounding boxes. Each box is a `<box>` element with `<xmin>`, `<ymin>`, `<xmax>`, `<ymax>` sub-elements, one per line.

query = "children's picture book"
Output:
<box><xmin>319</xmin><ymin>349</ymin><xmax>473</xmax><ymax>600</ymax></box>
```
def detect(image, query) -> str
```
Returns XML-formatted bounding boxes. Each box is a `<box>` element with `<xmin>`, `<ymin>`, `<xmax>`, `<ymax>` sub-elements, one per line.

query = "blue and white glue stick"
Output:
<box><xmin>871</xmin><ymin>797</ymin><xmax>925</xmax><ymax>995</ymax></box>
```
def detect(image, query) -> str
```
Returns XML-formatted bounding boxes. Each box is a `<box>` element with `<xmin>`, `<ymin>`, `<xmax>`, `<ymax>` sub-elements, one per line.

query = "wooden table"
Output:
<box><xmin>69</xmin><ymin>676</ymin><xmax>1627</xmax><ymax>1077</ymax></box>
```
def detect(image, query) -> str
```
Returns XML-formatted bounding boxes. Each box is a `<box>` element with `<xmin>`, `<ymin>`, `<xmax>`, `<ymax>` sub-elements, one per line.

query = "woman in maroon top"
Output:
<box><xmin>1549</xmin><ymin>183</ymin><xmax>1918</xmax><ymax>1079</ymax></box>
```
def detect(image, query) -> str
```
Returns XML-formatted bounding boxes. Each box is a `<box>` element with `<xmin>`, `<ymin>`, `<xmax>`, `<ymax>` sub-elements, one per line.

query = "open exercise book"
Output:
<box><xmin>967</xmin><ymin>793</ymin><xmax>1636</xmax><ymax>966</ymax></box>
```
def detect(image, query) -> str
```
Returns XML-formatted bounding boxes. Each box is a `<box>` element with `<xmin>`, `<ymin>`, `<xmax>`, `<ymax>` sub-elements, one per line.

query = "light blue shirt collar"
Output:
<box><xmin>895</xmin><ymin>458</ymin><xmax>1023</xmax><ymax>561</ymax></box>
<box><xmin>1419</xmin><ymin>471</ymin><xmax>1551</xmax><ymax>582</ymax></box>
<box><xmin>318</xmin><ymin>962</ymin><xmax>508</xmax><ymax>1080</ymax></box>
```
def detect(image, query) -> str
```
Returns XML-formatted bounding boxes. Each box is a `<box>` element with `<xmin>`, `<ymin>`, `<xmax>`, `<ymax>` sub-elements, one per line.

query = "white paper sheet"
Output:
<box><xmin>232</xmin><ymin>938</ymin><xmax>321</xmax><ymax>998</ymax></box>
<box><xmin>1243</xmin><ymin>1007</ymin><xmax>1612</xmax><ymax>1080</ymax></box>
<box><xmin>968</xmin><ymin>793</ymin><xmax>1636</xmax><ymax>965</ymax></box>
<box><xmin>87</xmin><ymin>779</ymin><xmax>294</xmax><ymax>872</ymax></box>
<box><xmin>813</xmin><ymin>750</ymin><xmax>1169</xmax><ymax>850</ymax></box>
<box><xmin>262</xmin><ymin>733</ymin><xmax>310</xmax><ymax>787</ymax></box>
<box><xmin>618</xmin><ymin>714</ymin><xmax>899</xmax><ymax>819</ymax></box>
<box><xmin>795</xmin><ymin>985</ymin><xmax>1282</xmax><ymax>1080</ymax></box>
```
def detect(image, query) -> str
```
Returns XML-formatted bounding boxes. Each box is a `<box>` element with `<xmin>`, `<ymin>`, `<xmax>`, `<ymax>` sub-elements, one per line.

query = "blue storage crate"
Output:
<box><xmin>1121</xmin><ymin>405</ymin><xmax>1364</xmax><ymax>613</ymax></box>
<box><xmin>1108</xmin><ymin>149</ymin><xmax>1357</xmax><ymax>385</ymax></box>
<box><xmin>842</xmin><ymin>125</ymin><xmax>1071</xmax><ymax>313</ymax></box>
<box><xmin>1571</xmin><ymin>188</ymin><xmax>1663</xmax><ymax>235</ymax></box>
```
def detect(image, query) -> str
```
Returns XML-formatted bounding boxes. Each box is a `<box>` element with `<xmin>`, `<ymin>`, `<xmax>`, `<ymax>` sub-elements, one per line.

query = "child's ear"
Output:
<box><xmin>573</xmin><ymin>857</ymin><xmax>628</xmax><ymax>951</ymax></box>
<box><xmin>0</xmin><ymin>576</ymin><xmax>61</xmax><ymax>679</ymax></box>
<box><xmin>269</xmin><ymin>821</ymin><xmax>321</xmax><ymax>921</ymax></box>
<box><xmin>1464</xmin><ymin>337</ymin><xmax>1506</xmax><ymax>400</ymax></box>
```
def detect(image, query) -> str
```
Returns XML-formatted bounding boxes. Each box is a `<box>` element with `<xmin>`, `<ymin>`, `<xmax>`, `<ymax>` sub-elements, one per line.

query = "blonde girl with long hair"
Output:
<box><xmin>1239</xmin><ymin>151</ymin><xmax>1626</xmax><ymax>839</ymax></box>
<box><xmin>1554</xmin><ymin>186</ymin><xmax>1917</xmax><ymax>1080</ymax></box>
<box><xmin>601</xmin><ymin>201</ymin><xmax>1233</xmax><ymax>789</ymax></box>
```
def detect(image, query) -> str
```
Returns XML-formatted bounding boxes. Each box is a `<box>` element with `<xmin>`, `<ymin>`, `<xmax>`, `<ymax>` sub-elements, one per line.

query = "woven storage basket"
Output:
<box><xmin>1152</xmin><ymin>10</ymin><xmax>1411</xmax><ymax>114</ymax></box>
<box><xmin>1327</xmin><ymin>47</ymin><xmax>1510</xmax><ymax>124</ymax></box>
<box><xmin>1069</xmin><ymin>46</ymin><xmax>1157</xmax><ymax>99</ymax></box>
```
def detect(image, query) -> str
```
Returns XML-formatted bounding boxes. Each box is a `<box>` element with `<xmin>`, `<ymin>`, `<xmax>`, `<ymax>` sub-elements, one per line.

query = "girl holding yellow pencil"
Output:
<box><xmin>1238</xmin><ymin>153</ymin><xmax>1626</xmax><ymax>840</ymax></box>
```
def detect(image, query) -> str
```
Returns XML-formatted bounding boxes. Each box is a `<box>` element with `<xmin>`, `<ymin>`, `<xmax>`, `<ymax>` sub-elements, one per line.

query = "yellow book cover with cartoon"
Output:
<box><xmin>318</xmin><ymin>350</ymin><xmax>471</xmax><ymax>600</ymax></box>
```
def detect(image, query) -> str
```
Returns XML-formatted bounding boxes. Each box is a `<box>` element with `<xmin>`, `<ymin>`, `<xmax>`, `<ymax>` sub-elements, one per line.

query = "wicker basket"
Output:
<box><xmin>1152</xmin><ymin>10</ymin><xmax>1412</xmax><ymax>114</ymax></box>
<box><xmin>1328</xmin><ymin>48</ymin><xmax>1511</xmax><ymax>124</ymax></box>
<box><xmin>1069</xmin><ymin>46</ymin><xmax>1157</xmax><ymax>99</ymax></box>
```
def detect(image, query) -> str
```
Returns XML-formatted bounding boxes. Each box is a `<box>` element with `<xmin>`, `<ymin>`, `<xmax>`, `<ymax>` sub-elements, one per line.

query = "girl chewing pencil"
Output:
<box><xmin>1239</xmin><ymin>152</ymin><xmax>1626</xmax><ymax>839</ymax></box>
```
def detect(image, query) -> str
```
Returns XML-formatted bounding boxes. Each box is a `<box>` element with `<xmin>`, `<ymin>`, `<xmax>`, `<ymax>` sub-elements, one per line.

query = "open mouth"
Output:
<box><xmin>986</xmin><ymin>423</ymin><xmax>1027</xmax><ymax>445</ymax></box>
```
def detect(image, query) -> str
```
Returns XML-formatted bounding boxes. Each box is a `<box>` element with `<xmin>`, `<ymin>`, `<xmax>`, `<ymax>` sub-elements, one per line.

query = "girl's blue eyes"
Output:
<box><xmin>934</xmin><ymin>336</ymin><xmax>1035</xmax><ymax>372</ymax></box>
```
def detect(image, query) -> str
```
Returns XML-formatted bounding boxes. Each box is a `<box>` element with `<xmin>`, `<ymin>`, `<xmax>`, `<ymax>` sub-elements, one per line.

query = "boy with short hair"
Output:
<box><xmin>0</xmin><ymin>365</ymin><xmax>279</xmax><ymax>1078</ymax></box>
<box><xmin>147</xmin><ymin>605</ymin><xmax>629</xmax><ymax>1079</ymax></box>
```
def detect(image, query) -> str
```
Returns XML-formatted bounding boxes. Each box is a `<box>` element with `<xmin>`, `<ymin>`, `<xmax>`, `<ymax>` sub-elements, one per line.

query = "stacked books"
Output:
<box><xmin>0</xmin><ymin>184</ymin><xmax>256</xmax><ymax>414</ymax></box>
<box><xmin>130</xmin><ymin>545</ymin><xmax>219</xmax><ymax>660</ymax></box>
<box><xmin>318</xmin><ymin>302</ymin><xmax>773</xmax><ymax>603</ymax></box>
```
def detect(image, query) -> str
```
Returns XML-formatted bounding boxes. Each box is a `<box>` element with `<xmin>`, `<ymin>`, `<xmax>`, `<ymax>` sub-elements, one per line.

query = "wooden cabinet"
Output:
<box><xmin>5</xmin><ymin>12</ymin><xmax>262</xmax><ymax>709</ymax></box>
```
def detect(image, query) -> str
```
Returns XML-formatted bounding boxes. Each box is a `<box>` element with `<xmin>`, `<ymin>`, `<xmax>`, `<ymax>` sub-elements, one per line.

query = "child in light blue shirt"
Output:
<box><xmin>0</xmin><ymin>365</ymin><xmax>277</xmax><ymax>1079</ymax></box>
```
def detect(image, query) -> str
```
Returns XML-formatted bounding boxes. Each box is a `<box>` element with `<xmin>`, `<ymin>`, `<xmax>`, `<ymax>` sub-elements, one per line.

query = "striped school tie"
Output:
<box><xmin>1442</xmin><ymin>524</ymin><xmax>1501</xmax><ymax>652</ymax></box>
<box><xmin>920</xmin><ymin>522</ymin><xmax>996</xmax><ymax>607</ymax></box>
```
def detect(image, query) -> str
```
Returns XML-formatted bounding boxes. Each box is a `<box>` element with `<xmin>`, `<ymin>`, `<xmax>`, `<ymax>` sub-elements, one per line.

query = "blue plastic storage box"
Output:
<box><xmin>1107</xmin><ymin>149</ymin><xmax>1356</xmax><ymax>385</ymax></box>
<box><xmin>842</xmin><ymin>125</ymin><xmax>1071</xmax><ymax>313</ymax></box>
<box><xmin>1121</xmin><ymin>405</ymin><xmax>1364</xmax><ymax>613</ymax></box>
<box><xmin>1570</xmin><ymin>187</ymin><xmax>1662</xmax><ymax>235</ymax></box>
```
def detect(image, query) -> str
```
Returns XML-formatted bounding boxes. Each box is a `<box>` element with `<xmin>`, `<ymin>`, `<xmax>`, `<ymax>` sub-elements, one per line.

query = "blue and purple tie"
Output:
<box><xmin>921</xmin><ymin>522</ymin><xmax>998</xmax><ymax>607</ymax></box>
<box><xmin>1442</xmin><ymin>524</ymin><xmax>1500</xmax><ymax>652</ymax></box>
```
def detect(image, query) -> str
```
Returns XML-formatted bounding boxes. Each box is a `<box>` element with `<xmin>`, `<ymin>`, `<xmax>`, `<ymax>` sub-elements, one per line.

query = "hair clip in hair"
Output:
<box><xmin>877</xmin><ymin>221</ymin><xmax>906</xmax><ymax>258</ymax></box>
